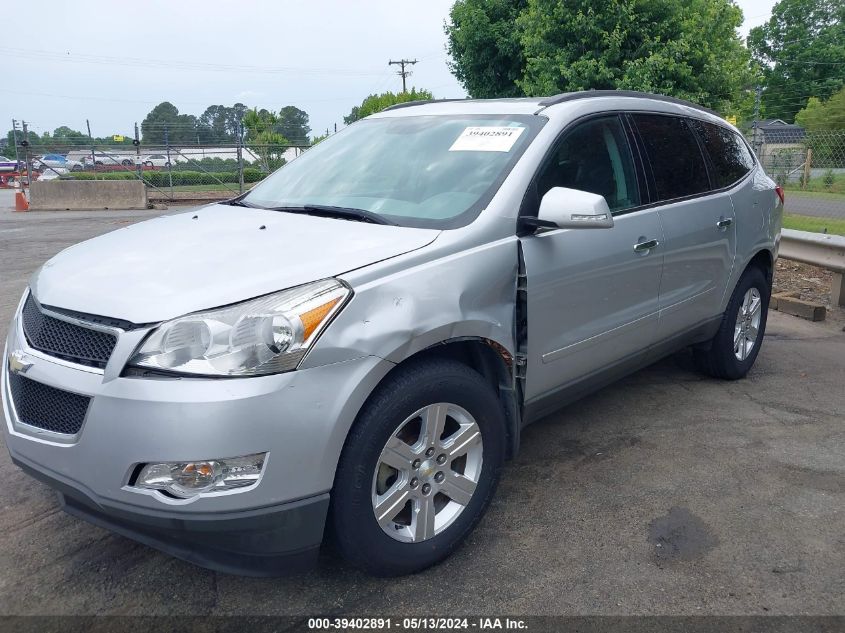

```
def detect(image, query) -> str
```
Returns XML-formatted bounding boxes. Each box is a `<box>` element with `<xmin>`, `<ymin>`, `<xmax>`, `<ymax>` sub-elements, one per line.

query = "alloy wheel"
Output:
<box><xmin>734</xmin><ymin>287</ymin><xmax>762</xmax><ymax>361</ymax></box>
<box><xmin>371</xmin><ymin>402</ymin><xmax>483</xmax><ymax>543</ymax></box>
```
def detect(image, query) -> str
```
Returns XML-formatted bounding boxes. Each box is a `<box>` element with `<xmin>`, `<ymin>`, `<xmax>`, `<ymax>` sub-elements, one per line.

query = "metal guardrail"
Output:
<box><xmin>779</xmin><ymin>228</ymin><xmax>845</xmax><ymax>307</ymax></box>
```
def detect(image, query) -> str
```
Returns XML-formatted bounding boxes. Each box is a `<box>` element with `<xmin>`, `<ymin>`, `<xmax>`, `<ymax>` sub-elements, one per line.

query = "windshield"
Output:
<box><xmin>242</xmin><ymin>114</ymin><xmax>543</xmax><ymax>228</ymax></box>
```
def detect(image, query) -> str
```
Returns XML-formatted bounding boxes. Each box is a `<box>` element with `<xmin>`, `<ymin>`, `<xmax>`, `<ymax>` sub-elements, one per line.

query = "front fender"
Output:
<box><xmin>301</xmin><ymin>237</ymin><xmax>519</xmax><ymax>369</ymax></box>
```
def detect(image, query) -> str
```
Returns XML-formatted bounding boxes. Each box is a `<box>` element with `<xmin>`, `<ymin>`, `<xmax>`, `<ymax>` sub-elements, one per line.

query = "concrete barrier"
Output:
<box><xmin>29</xmin><ymin>180</ymin><xmax>147</xmax><ymax>210</ymax></box>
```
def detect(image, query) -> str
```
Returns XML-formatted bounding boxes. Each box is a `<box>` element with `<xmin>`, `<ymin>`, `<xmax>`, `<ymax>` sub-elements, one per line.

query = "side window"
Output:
<box><xmin>689</xmin><ymin>119</ymin><xmax>755</xmax><ymax>188</ymax></box>
<box><xmin>536</xmin><ymin>115</ymin><xmax>640</xmax><ymax>212</ymax></box>
<box><xmin>632</xmin><ymin>114</ymin><xmax>709</xmax><ymax>201</ymax></box>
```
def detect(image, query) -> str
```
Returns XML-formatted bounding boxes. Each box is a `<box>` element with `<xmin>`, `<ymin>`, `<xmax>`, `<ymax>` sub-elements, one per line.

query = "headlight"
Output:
<box><xmin>135</xmin><ymin>453</ymin><xmax>267</xmax><ymax>499</ymax></box>
<box><xmin>127</xmin><ymin>279</ymin><xmax>349</xmax><ymax>377</ymax></box>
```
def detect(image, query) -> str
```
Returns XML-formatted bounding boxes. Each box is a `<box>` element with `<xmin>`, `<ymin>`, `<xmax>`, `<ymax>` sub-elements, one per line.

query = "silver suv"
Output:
<box><xmin>2</xmin><ymin>91</ymin><xmax>782</xmax><ymax>577</ymax></box>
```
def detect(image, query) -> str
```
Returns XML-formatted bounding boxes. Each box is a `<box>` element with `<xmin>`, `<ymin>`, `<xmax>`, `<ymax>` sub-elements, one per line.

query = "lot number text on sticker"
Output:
<box><xmin>449</xmin><ymin>126</ymin><xmax>525</xmax><ymax>152</ymax></box>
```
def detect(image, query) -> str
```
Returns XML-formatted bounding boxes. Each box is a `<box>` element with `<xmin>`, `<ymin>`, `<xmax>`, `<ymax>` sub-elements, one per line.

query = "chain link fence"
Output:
<box><xmin>7</xmin><ymin>140</ymin><xmax>310</xmax><ymax>203</ymax></box>
<box><xmin>747</xmin><ymin>128</ymin><xmax>845</xmax><ymax>236</ymax></box>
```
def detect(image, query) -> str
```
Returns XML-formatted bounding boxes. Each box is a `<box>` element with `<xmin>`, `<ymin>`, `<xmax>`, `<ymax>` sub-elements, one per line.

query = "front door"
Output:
<box><xmin>520</xmin><ymin>114</ymin><xmax>664</xmax><ymax>402</ymax></box>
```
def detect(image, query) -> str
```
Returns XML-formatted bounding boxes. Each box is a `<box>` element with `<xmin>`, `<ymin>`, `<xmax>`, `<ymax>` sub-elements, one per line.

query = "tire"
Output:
<box><xmin>144</xmin><ymin>162</ymin><xmax>153</xmax><ymax>167</ymax></box>
<box><xmin>694</xmin><ymin>265</ymin><xmax>770</xmax><ymax>380</ymax></box>
<box><xmin>331</xmin><ymin>358</ymin><xmax>506</xmax><ymax>576</ymax></box>
<box><xmin>121</xmin><ymin>159</ymin><xmax>131</xmax><ymax>166</ymax></box>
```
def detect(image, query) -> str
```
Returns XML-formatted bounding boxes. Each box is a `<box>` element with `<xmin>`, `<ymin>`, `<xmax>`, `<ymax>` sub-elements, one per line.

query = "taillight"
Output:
<box><xmin>775</xmin><ymin>186</ymin><xmax>785</xmax><ymax>205</ymax></box>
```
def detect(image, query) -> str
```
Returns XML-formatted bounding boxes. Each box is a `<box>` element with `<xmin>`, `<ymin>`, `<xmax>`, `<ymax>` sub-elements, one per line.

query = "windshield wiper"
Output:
<box><xmin>267</xmin><ymin>204</ymin><xmax>396</xmax><ymax>225</ymax></box>
<box><xmin>224</xmin><ymin>198</ymin><xmax>262</xmax><ymax>208</ymax></box>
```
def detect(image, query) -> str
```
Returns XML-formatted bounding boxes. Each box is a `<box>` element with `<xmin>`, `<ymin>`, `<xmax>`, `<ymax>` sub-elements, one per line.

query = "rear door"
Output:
<box><xmin>520</xmin><ymin>114</ymin><xmax>664</xmax><ymax>401</ymax></box>
<box><xmin>631</xmin><ymin>114</ymin><xmax>737</xmax><ymax>338</ymax></box>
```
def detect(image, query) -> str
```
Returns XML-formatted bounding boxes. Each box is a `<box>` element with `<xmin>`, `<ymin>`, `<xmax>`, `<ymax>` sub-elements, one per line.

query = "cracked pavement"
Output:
<box><xmin>0</xmin><ymin>208</ymin><xmax>843</xmax><ymax>616</ymax></box>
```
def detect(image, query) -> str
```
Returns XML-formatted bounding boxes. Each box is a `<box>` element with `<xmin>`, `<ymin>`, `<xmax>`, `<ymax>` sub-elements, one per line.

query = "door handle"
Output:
<box><xmin>717</xmin><ymin>218</ymin><xmax>733</xmax><ymax>229</ymax></box>
<box><xmin>633</xmin><ymin>239</ymin><xmax>659</xmax><ymax>253</ymax></box>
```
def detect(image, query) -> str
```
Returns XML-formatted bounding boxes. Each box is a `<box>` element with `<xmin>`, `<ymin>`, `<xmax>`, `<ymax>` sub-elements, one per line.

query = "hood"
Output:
<box><xmin>31</xmin><ymin>204</ymin><xmax>440</xmax><ymax>323</ymax></box>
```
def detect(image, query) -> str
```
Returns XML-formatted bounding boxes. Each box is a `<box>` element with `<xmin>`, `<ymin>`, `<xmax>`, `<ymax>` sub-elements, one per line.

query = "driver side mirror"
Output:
<box><xmin>522</xmin><ymin>187</ymin><xmax>614</xmax><ymax>231</ymax></box>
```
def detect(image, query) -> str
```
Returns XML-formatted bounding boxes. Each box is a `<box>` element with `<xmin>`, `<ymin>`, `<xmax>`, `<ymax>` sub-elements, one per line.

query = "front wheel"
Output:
<box><xmin>331</xmin><ymin>358</ymin><xmax>506</xmax><ymax>576</ymax></box>
<box><xmin>694</xmin><ymin>265</ymin><xmax>770</xmax><ymax>380</ymax></box>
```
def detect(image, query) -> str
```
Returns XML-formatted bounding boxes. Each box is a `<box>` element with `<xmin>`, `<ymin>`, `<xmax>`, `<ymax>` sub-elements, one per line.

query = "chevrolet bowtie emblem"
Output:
<box><xmin>8</xmin><ymin>351</ymin><xmax>33</xmax><ymax>375</ymax></box>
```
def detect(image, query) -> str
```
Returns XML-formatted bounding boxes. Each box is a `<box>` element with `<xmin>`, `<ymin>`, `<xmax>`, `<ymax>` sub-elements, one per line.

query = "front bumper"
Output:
<box><xmin>2</xmin><ymin>295</ymin><xmax>394</xmax><ymax>574</ymax></box>
<box><xmin>15</xmin><ymin>454</ymin><xmax>329</xmax><ymax>576</ymax></box>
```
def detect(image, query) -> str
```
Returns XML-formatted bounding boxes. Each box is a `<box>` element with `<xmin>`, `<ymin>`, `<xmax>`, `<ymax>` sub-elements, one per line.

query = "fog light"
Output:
<box><xmin>135</xmin><ymin>453</ymin><xmax>266</xmax><ymax>499</ymax></box>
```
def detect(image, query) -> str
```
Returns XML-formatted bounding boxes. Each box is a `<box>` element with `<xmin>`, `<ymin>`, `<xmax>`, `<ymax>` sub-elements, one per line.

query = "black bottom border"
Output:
<box><xmin>0</xmin><ymin>616</ymin><xmax>842</xmax><ymax>633</ymax></box>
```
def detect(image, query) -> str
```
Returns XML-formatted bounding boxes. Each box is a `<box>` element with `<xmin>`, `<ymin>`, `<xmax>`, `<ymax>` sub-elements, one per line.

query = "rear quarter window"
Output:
<box><xmin>689</xmin><ymin>120</ymin><xmax>755</xmax><ymax>189</ymax></box>
<box><xmin>632</xmin><ymin>114</ymin><xmax>710</xmax><ymax>202</ymax></box>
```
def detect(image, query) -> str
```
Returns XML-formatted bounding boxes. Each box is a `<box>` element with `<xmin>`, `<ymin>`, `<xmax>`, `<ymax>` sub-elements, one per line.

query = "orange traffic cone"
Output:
<box><xmin>15</xmin><ymin>191</ymin><xmax>29</xmax><ymax>211</ymax></box>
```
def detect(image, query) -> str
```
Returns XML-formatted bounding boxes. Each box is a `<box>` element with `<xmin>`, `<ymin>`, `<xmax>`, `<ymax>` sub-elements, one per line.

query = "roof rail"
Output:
<box><xmin>536</xmin><ymin>90</ymin><xmax>719</xmax><ymax>117</ymax></box>
<box><xmin>382</xmin><ymin>98</ymin><xmax>467</xmax><ymax>112</ymax></box>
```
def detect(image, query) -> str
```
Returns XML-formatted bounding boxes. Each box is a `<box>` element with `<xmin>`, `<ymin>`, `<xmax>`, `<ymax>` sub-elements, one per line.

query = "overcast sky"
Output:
<box><xmin>1</xmin><ymin>0</ymin><xmax>777</xmax><ymax>141</ymax></box>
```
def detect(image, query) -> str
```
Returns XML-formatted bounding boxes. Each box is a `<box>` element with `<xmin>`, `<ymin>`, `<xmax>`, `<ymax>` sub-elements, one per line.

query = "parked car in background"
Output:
<box><xmin>142</xmin><ymin>154</ymin><xmax>171</xmax><ymax>167</ymax></box>
<box><xmin>2</xmin><ymin>91</ymin><xmax>782</xmax><ymax>577</ymax></box>
<box><xmin>33</xmin><ymin>154</ymin><xmax>84</xmax><ymax>172</ymax></box>
<box><xmin>82</xmin><ymin>152</ymin><xmax>134</xmax><ymax>167</ymax></box>
<box><xmin>37</xmin><ymin>168</ymin><xmax>69</xmax><ymax>181</ymax></box>
<box><xmin>0</xmin><ymin>156</ymin><xmax>21</xmax><ymax>172</ymax></box>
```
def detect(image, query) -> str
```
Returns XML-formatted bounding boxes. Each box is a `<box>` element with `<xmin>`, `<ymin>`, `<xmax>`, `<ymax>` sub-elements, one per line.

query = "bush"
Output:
<box><xmin>242</xmin><ymin>168</ymin><xmax>264</xmax><ymax>183</ymax></box>
<box><xmin>66</xmin><ymin>169</ymin><xmax>268</xmax><ymax>187</ymax></box>
<box><xmin>823</xmin><ymin>169</ymin><xmax>836</xmax><ymax>189</ymax></box>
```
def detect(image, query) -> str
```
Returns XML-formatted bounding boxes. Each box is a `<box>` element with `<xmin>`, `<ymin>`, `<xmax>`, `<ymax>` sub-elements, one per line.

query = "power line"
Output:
<box><xmin>0</xmin><ymin>46</ymin><xmax>386</xmax><ymax>77</ymax></box>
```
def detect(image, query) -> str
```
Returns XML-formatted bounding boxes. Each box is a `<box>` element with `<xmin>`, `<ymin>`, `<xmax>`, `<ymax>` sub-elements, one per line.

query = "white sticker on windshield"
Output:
<box><xmin>449</xmin><ymin>126</ymin><xmax>526</xmax><ymax>152</ymax></box>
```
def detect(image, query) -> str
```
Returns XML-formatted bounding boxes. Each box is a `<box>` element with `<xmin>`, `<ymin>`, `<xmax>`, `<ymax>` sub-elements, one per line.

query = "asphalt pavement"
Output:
<box><xmin>786</xmin><ymin>192</ymin><xmax>845</xmax><ymax>220</ymax></box>
<box><xmin>0</xmin><ymin>207</ymin><xmax>843</xmax><ymax>616</ymax></box>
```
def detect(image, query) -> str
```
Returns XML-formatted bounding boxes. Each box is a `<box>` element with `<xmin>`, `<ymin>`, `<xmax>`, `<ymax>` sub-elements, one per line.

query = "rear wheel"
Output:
<box><xmin>694</xmin><ymin>265</ymin><xmax>770</xmax><ymax>380</ymax></box>
<box><xmin>331</xmin><ymin>358</ymin><xmax>506</xmax><ymax>576</ymax></box>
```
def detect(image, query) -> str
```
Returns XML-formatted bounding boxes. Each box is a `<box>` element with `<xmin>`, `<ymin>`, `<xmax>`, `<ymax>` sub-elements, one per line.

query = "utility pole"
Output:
<box><xmin>11</xmin><ymin>119</ymin><xmax>20</xmax><ymax>168</ymax></box>
<box><xmin>164</xmin><ymin>125</ymin><xmax>173</xmax><ymax>197</ymax></box>
<box><xmin>134</xmin><ymin>122</ymin><xmax>142</xmax><ymax>179</ymax></box>
<box><xmin>21</xmin><ymin>121</ymin><xmax>33</xmax><ymax>186</ymax></box>
<box><xmin>236</xmin><ymin>120</ymin><xmax>244</xmax><ymax>195</ymax></box>
<box><xmin>389</xmin><ymin>58</ymin><xmax>418</xmax><ymax>93</ymax></box>
<box><xmin>751</xmin><ymin>85</ymin><xmax>762</xmax><ymax>157</ymax></box>
<box><xmin>86</xmin><ymin>119</ymin><xmax>96</xmax><ymax>173</ymax></box>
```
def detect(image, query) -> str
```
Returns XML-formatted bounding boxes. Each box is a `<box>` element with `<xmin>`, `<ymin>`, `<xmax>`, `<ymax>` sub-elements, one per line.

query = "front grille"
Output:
<box><xmin>8</xmin><ymin>372</ymin><xmax>91</xmax><ymax>435</ymax></box>
<box><xmin>21</xmin><ymin>295</ymin><xmax>117</xmax><ymax>368</ymax></box>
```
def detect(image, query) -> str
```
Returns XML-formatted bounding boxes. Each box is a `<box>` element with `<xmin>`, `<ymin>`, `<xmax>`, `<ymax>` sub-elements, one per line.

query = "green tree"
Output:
<box><xmin>309</xmin><ymin>132</ymin><xmax>330</xmax><ymax>146</ymax></box>
<box><xmin>446</xmin><ymin>0</ymin><xmax>528</xmax><ymax>98</ymax></box>
<box><xmin>522</xmin><ymin>0</ymin><xmax>751</xmax><ymax>111</ymax></box>
<box><xmin>795</xmin><ymin>86</ymin><xmax>845</xmax><ymax>168</ymax></box>
<box><xmin>141</xmin><ymin>102</ymin><xmax>199</xmax><ymax>145</ymax></box>
<box><xmin>796</xmin><ymin>87</ymin><xmax>845</xmax><ymax>130</ymax></box>
<box><xmin>445</xmin><ymin>0</ymin><xmax>753</xmax><ymax>113</ymax></box>
<box><xmin>275</xmin><ymin>106</ymin><xmax>311</xmax><ymax>144</ymax></box>
<box><xmin>748</xmin><ymin>0</ymin><xmax>845</xmax><ymax>122</ymax></box>
<box><xmin>197</xmin><ymin>103</ymin><xmax>248</xmax><ymax>144</ymax></box>
<box><xmin>243</xmin><ymin>108</ymin><xmax>289</xmax><ymax>172</ymax></box>
<box><xmin>343</xmin><ymin>88</ymin><xmax>434</xmax><ymax>125</ymax></box>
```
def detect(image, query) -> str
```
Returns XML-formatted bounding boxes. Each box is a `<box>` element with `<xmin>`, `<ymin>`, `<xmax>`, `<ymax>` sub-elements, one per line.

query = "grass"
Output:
<box><xmin>783</xmin><ymin>188</ymin><xmax>845</xmax><ymax>201</ymax></box>
<box><xmin>783</xmin><ymin>172</ymin><xmax>845</xmax><ymax>195</ymax></box>
<box><xmin>158</xmin><ymin>184</ymin><xmax>241</xmax><ymax>193</ymax></box>
<box><xmin>783</xmin><ymin>213</ymin><xmax>845</xmax><ymax>236</ymax></box>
